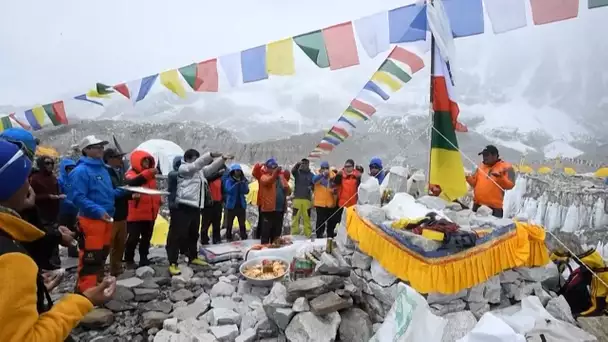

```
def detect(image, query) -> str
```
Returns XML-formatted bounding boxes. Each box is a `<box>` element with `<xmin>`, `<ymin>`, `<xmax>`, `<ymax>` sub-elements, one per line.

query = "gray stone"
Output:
<box><xmin>171</xmin><ymin>289</ymin><xmax>195</xmax><ymax>302</ymax></box>
<box><xmin>441</xmin><ymin>311</ymin><xmax>477</xmax><ymax>342</ymax></box>
<box><xmin>255</xmin><ymin>317</ymin><xmax>279</xmax><ymax>339</ymax></box>
<box><xmin>292</xmin><ymin>297</ymin><xmax>310</xmax><ymax>312</ymax></box>
<box><xmin>116</xmin><ymin>277</ymin><xmax>144</xmax><ymax>288</ymax></box>
<box><xmin>136</xmin><ymin>266</ymin><xmax>156</xmax><ymax>278</ymax></box>
<box><xmin>351</xmin><ymin>251</ymin><xmax>372</xmax><ymax>270</ymax></box>
<box><xmin>80</xmin><ymin>308</ymin><xmax>114</xmax><ymax>329</ymax></box>
<box><xmin>468</xmin><ymin>301</ymin><xmax>490</xmax><ymax>319</ymax></box>
<box><xmin>545</xmin><ymin>295</ymin><xmax>576</xmax><ymax>324</ymax></box>
<box><xmin>370</xmin><ymin>260</ymin><xmax>397</xmax><ymax>286</ymax></box>
<box><xmin>231</xmin><ymin>293</ymin><xmax>242</xmax><ymax>302</ymax></box>
<box><xmin>309</xmin><ymin>291</ymin><xmax>353</xmax><ymax>315</ymax></box>
<box><xmin>263</xmin><ymin>282</ymin><xmax>294</xmax><ymax>330</ymax></box>
<box><xmin>369</xmin><ymin>282</ymin><xmax>397</xmax><ymax>306</ymax></box>
<box><xmin>134</xmin><ymin>288</ymin><xmax>160</xmax><ymax>302</ymax></box>
<box><xmin>114</xmin><ymin>285</ymin><xmax>135</xmax><ymax>301</ymax></box>
<box><xmin>172</xmin><ymin>276</ymin><xmax>187</xmax><ymax>290</ymax></box>
<box><xmin>163</xmin><ymin>318</ymin><xmax>179</xmax><ymax>332</ymax></box>
<box><xmin>237</xmin><ymin>280</ymin><xmax>252</xmax><ymax>294</ymax></box>
<box><xmin>235</xmin><ymin>328</ymin><xmax>256</xmax><ymax>342</ymax></box>
<box><xmin>372</xmin><ymin>323</ymin><xmax>381</xmax><ymax>333</ymax></box>
<box><xmin>338</xmin><ymin>308</ymin><xmax>373</xmax><ymax>342</ymax></box>
<box><xmin>211</xmin><ymin>297</ymin><xmax>238</xmax><ymax>310</ymax></box>
<box><xmin>172</xmin><ymin>301</ymin><xmax>210</xmax><ymax>321</ymax></box>
<box><xmin>427</xmin><ymin>290</ymin><xmax>467</xmax><ymax>305</ymax></box>
<box><xmin>218</xmin><ymin>276</ymin><xmax>231</xmax><ymax>283</ymax></box>
<box><xmin>211</xmin><ymin>282</ymin><xmax>236</xmax><ymax>297</ymax></box>
<box><xmin>316</xmin><ymin>264</ymin><xmax>352</xmax><ymax>277</ymax></box>
<box><xmin>227</xmin><ymin>274</ymin><xmax>238</xmax><ymax>282</ymax></box>
<box><xmin>139</xmin><ymin>279</ymin><xmax>161</xmax><ymax>289</ymax></box>
<box><xmin>430</xmin><ymin>299</ymin><xmax>467</xmax><ymax>316</ymax></box>
<box><xmin>153</xmin><ymin>329</ymin><xmax>178</xmax><ymax>342</ymax></box>
<box><xmin>211</xmin><ymin>308</ymin><xmax>242</xmax><ymax>326</ymax></box>
<box><xmin>240</xmin><ymin>311</ymin><xmax>260</xmax><ymax>333</ymax></box>
<box><xmin>499</xmin><ymin>270</ymin><xmax>521</xmax><ymax>283</ymax></box>
<box><xmin>350</xmin><ymin>271</ymin><xmax>372</xmax><ymax>295</ymax></box>
<box><xmin>191</xmin><ymin>332</ymin><xmax>218</xmax><ymax>342</ymax></box>
<box><xmin>177</xmin><ymin>317</ymin><xmax>210</xmax><ymax>335</ymax></box>
<box><xmin>173</xmin><ymin>301</ymin><xmax>188</xmax><ymax>309</ymax></box>
<box><xmin>213</xmin><ymin>270</ymin><xmax>223</xmax><ymax>277</ymax></box>
<box><xmin>250</xmin><ymin>286</ymin><xmax>270</xmax><ymax>297</ymax></box>
<box><xmin>143</xmin><ymin>300</ymin><xmax>174</xmax><ymax>314</ymax></box>
<box><xmin>105</xmin><ymin>299</ymin><xmax>136</xmax><ymax>312</ymax></box>
<box><xmin>285</xmin><ymin>312</ymin><xmax>341</xmax><ymax>342</ymax></box>
<box><xmin>286</xmin><ymin>276</ymin><xmax>344</xmax><ymax>301</ymax></box>
<box><xmin>209</xmin><ymin>324</ymin><xmax>239</xmax><ymax>342</ymax></box>
<box><xmin>361</xmin><ymin>294</ymin><xmax>386</xmax><ymax>323</ymax></box>
<box><xmin>143</xmin><ymin>311</ymin><xmax>170</xmax><ymax>329</ymax></box>
<box><xmin>179</xmin><ymin>265</ymin><xmax>195</xmax><ymax>281</ymax></box>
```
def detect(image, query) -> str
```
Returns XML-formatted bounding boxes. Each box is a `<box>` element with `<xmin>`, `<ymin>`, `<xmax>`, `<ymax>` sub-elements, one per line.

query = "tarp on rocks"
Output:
<box><xmin>134</xmin><ymin>139</ymin><xmax>184</xmax><ymax>175</ymax></box>
<box><xmin>151</xmin><ymin>214</ymin><xmax>252</xmax><ymax>246</ymax></box>
<box><xmin>344</xmin><ymin>206</ymin><xmax>550</xmax><ymax>294</ymax></box>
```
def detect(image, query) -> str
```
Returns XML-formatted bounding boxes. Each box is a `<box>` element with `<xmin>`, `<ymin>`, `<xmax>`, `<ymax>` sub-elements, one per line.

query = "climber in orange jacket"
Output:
<box><xmin>466</xmin><ymin>145</ymin><xmax>515</xmax><ymax>218</ymax></box>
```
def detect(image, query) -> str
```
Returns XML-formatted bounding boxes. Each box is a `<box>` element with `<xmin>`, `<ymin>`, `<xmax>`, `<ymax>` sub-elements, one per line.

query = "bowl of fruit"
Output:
<box><xmin>239</xmin><ymin>257</ymin><xmax>289</xmax><ymax>286</ymax></box>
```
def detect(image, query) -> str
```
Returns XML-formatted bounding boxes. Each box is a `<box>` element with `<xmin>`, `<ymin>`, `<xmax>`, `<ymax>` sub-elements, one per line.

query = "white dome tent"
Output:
<box><xmin>134</xmin><ymin>139</ymin><xmax>184</xmax><ymax>175</ymax></box>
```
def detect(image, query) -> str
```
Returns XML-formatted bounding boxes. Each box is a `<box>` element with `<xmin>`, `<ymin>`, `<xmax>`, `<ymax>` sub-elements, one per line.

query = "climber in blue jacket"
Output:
<box><xmin>369</xmin><ymin>157</ymin><xmax>387</xmax><ymax>185</ymax></box>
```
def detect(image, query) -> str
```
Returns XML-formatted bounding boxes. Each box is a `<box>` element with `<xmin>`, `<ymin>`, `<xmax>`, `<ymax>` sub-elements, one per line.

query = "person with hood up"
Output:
<box><xmin>57</xmin><ymin>158</ymin><xmax>79</xmax><ymax>257</ymax></box>
<box><xmin>70</xmin><ymin>136</ymin><xmax>124</xmax><ymax>293</ymax></box>
<box><xmin>124</xmin><ymin>150</ymin><xmax>161</xmax><ymax>267</ymax></box>
<box><xmin>167</xmin><ymin>156</ymin><xmax>182</xmax><ymax>212</ymax></box>
<box><xmin>333</xmin><ymin>159</ymin><xmax>361</xmax><ymax>218</ymax></box>
<box><xmin>104</xmin><ymin>148</ymin><xmax>135</xmax><ymax>275</ymax></box>
<box><xmin>30</xmin><ymin>155</ymin><xmax>63</xmax><ymax>225</ymax></box>
<box><xmin>0</xmin><ymin>140</ymin><xmax>116</xmax><ymax>342</ymax></box>
<box><xmin>466</xmin><ymin>145</ymin><xmax>515</xmax><ymax>218</ymax></box>
<box><xmin>290</xmin><ymin>159</ymin><xmax>314</xmax><ymax>236</ymax></box>
<box><xmin>368</xmin><ymin>157</ymin><xmax>387</xmax><ymax>185</ymax></box>
<box><xmin>168</xmin><ymin>149</ymin><xmax>229</xmax><ymax>275</ymax></box>
<box><xmin>222</xmin><ymin>164</ymin><xmax>250</xmax><ymax>240</ymax></box>
<box><xmin>312</xmin><ymin>161</ymin><xmax>338</xmax><ymax>238</ymax></box>
<box><xmin>201</xmin><ymin>164</ymin><xmax>226</xmax><ymax>245</ymax></box>
<box><xmin>252</xmin><ymin>158</ymin><xmax>291</xmax><ymax>244</ymax></box>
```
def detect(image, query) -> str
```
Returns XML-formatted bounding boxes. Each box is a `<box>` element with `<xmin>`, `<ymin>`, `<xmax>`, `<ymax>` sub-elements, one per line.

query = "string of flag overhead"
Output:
<box><xmin>0</xmin><ymin>0</ymin><xmax>604</xmax><ymax>133</ymax></box>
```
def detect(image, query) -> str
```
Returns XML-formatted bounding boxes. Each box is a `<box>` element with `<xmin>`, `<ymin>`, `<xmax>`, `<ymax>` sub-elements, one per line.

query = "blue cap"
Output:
<box><xmin>320</xmin><ymin>161</ymin><xmax>330</xmax><ymax>168</ymax></box>
<box><xmin>0</xmin><ymin>128</ymin><xmax>38</xmax><ymax>155</ymax></box>
<box><xmin>265</xmin><ymin>158</ymin><xmax>277</xmax><ymax>168</ymax></box>
<box><xmin>0</xmin><ymin>141</ymin><xmax>32</xmax><ymax>201</ymax></box>
<box><xmin>369</xmin><ymin>157</ymin><xmax>383</xmax><ymax>168</ymax></box>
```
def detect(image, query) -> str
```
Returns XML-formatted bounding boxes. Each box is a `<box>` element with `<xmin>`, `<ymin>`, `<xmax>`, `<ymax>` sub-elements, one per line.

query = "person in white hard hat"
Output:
<box><xmin>69</xmin><ymin>135</ymin><xmax>124</xmax><ymax>293</ymax></box>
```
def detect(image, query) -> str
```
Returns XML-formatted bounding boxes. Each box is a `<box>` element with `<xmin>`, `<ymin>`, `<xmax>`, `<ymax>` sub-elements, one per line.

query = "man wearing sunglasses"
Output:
<box><xmin>70</xmin><ymin>136</ymin><xmax>125</xmax><ymax>293</ymax></box>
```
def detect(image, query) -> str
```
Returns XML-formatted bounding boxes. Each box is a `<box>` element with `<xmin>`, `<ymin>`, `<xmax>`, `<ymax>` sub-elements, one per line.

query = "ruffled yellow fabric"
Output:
<box><xmin>345</xmin><ymin>207</ymin><xmax>549</xmax><ymax>294</ymax></box>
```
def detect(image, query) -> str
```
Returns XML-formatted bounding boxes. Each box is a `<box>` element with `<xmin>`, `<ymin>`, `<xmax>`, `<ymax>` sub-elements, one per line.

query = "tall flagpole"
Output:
<box><xmin>426</xmin><ymin>0</ymin><xmax>436</xmax><ymax>194</ymax></box>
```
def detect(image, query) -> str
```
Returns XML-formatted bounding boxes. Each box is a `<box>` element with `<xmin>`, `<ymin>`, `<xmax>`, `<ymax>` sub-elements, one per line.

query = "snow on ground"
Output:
<box><xmin>543</xmin><ymin>141</ymin><xmax>584</xmax><ymax>159</ymax></box>
<box><xmin>487</xmin><ymin>139</ymin><xmax>536</xmax><ymax>154</ymax></box>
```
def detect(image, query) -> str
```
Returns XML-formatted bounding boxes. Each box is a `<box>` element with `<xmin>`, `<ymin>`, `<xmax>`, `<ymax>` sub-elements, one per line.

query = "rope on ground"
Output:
<box><xmin>431</xmin><ymin>125</ymin><xmax>608</xmax><ymax>289</ymax></box>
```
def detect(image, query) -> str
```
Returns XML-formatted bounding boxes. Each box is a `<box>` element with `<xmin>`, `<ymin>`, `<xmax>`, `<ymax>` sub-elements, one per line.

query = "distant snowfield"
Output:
<box><xmin>543</xmin><ymin>140</ymin><xmax>584</xmax><ymax>159</ymax></box>
<box><xmin>462</xmin><ymin>98</ymin><xmax>589</xmax><ymax>142</ymax></box>
<box><xmin>486</xmin><ymin>139</ymin><xmax>536</xmax><ymax>154</ymax></box>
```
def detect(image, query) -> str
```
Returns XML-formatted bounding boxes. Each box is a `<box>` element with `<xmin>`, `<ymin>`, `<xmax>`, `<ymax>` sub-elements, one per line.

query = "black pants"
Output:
<box><xmin>124</xmin><ymin>220</ymin><xmax>154</xmax><ymax>263</ymax></box>
<box><xmin>201</xmin><ymin>201</ymin><xmax>223</xmax><ymax>244</ymax></box>
<box><xmin>472</xmin><ymin>203</ymin><xmax>503</xmax><ymax>218</ymax></box>
<box><xmin>315</xmin><ymin>207</ymin><xmax>338</xmax><ymax>238</ymax></box>
<box><xmin>255</xmin><ymin>207</ymin><xmax>262</xmax><ymax>239</ymax></box>
<box><xmin>166</xmin><ymin>204</ymin><xmax>200</xmax><ymax>264</ymax></box>
<box><xmin>260</xmin><ymin>211</ymin><xmax>283</xmax><ymax>244</ymax></box>
<box><xmin>225</xmin><ymin>206</ymin><xmax>247</xmax><ymax>240</ymax></box>
<box><xmin>59</xmin><ymin>213</ymin><xmax>79</xmax><ymax>257</ymax></box>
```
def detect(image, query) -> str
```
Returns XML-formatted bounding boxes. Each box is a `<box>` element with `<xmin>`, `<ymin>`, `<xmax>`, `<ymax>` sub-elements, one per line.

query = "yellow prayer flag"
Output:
<box><xmin>160</xmin><ymin>70</ymin><xmax>187</xmax><ymax>98</ymax></box>
<box><xmin>32</xmin><ymin>106</ymin><xmax>47</xmax><ymax>126</ymax></box>
<box><xmin>266</xmin><ymin>38</ymin><xmax>295</xmax><ymax>76</ymax></box>
<box><xmin>86</xmin><ymin>90</ymin><xmax>112</xmax><ymax>99</ymax></box>
<box><xmin>371</xmin><ymin>71</ymin><xmax>402</xmax><ymax>92</ymax></box>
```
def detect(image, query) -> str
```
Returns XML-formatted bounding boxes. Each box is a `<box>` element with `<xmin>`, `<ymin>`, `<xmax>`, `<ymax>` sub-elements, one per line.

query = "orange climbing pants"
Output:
<box><xmin>76</xmin><ymin>216</ymin><xmax>112</xmax><ymax>293</ymax></box>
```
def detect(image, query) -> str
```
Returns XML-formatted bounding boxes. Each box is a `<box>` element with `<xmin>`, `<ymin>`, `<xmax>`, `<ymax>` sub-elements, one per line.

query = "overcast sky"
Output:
<box><xmin>0</xmin><ymin>0</ymin><xmax>604</xmax><ymax>108</ymax></box>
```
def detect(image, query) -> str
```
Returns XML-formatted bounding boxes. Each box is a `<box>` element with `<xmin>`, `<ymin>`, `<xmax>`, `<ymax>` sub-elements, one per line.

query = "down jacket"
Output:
<box><xmin>176</xmin><ymin>152</ymin><xmax>225</xmax><ymax>209</ymax></box>
<box><xmin>125</xmin><ymin>150</ymin><xmax>161</xmax><ymax>222</ymax></box>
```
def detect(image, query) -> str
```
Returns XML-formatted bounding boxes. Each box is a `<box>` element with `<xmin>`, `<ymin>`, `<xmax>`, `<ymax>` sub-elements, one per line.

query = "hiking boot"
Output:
<box><xmin>189</xmin><ymin>258</ymin><xmax>208</xmax><ymax>267</ymax></box>
<box><xmin>168</xmin><ymin>264</ymin><xmax>181</xmax><ymax>275</ymax></box>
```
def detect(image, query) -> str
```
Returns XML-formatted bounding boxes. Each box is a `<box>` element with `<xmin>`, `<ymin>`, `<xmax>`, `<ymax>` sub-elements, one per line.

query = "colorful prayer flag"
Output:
<box><xmin>74</xmin><ymin>94</ymin><xmax>104</xmax><ymax>106</ymax></box>
<box><xmin>322</xmin><ymin>22</ymin><xmax>360</xmax><ymax>71</ymax></box>
<box><xmin>179</xmin><ymin>59</ymin><xmax>219</xmax><ymax>92</ymax></box>
<box><xmin>350</xmin><ymin>99</ymin><xmax>376</xmax><ymax>117</ymax></box>
<box><xmin>529</xmin><ymin>0</ymin><xmax>579</xmax><ymax>25</ymax></box>
<box><xmin>160</xmin><ymin>69</ymin><xmax>187</xmax><ymax>98</ymax></box>
<box><xmin>589</xmin><ymin>0</ymin><xmax>608</xmax><ymax>8</ymax></box>
<box><xmin>127</xmin><ymin>74</ymin><xmax>158</xmax><ymax>104</ymax></box>
<box><xmin>442</xmin><ymin>0</ymin><xmax>485</xmax><ymax>37</ymax></box>
<box><xmin>266</xmin><ymin>39</ymin><xmax>295</xmax><ymax>76</ymax></box>
<box><xmin>293</xmin><ymin>30</ymin><xmax>329</xmax><ymax>68</ymax></box>
<box><xmin>354</xmin><ymin>12</ymin><xmax>390</xmax><ymax>58</ymax></box>
<box><xmin>388</xmin><ymin>47</ymin><xmax>425</xmax><ymax>74</ymax></box>
<box><xmin>363</xmin><ymin>81</ymin><xmax>390</xmax><ymax>101</ymax></box>
<box><xmin>318</xmin><ymin>142</ymin><xmax>335</xmax><ymax>151</ymax></box>
<box><xmin>484</xmin><ymin>0</ymin><xmax>528</xmax><ymax>34</ymax></box>
<box><xmin>429</xmin><ymin>43</ymin><xmax>467</xmax><ymax>201</ymax></box>
<box><xmin>42</xmin><ymin>101</ymin><xmax>68</xmax><ymax>126</ymax></box>
<box><xmin>9</xmin><ymin>113</ymin><xmax>30</xmax><ymax>130</ymax></box>
<box><xmin>87</xmin><ymin>83</ymin><xmax>114</xmax><ymax>98</ymax></box>
<box><xmin>25</xmin><ymin>106</ymin><xmax>46</xmax><ymax>131</ymax></box>
<box><xmin>338</xmin><ymin>116</ymin><xmax>357</xmax><ymax>129</ymax></box>
<box><xmin>219</xmin><ymin>53</ymin><xmax>242</xmax><ymax>87</ymax></box>
<box><xmin>178</xmin><ymin>63</ymin><xmax>198</xmax><ymax>90</ymax></box>
<box><xmin>113</xmin><ymin>83</ymin><xmax>130</xmax><ymax>99</ymax></box>
<box><xmin>388</xmin><ymin>4</ymin><xmax>427</xmax><ymax>43</ymax></box>
<box><xmin>241</xmin><ymin>45</ymin><xmax>268</xmax><ymax>83</ymax></box>
<box><xmin>0</xmin><ymin>116</ymin><xmax>13</xmax><ymax>132</ymax></box>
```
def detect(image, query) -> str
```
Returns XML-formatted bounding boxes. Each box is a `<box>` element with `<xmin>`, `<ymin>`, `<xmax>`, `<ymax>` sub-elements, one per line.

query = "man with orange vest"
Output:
<box><xmin>312</xmin><ymin>161</ymin><xmax>338</xmax><ymax>238</ymax></box>
<box><xmin>333</xmin><ymin>159</ymin><xmax>361</xmax><ymax>223</ymax></box>
<box><xmin>252</xmin><ymin>159</ymin><xmax>291</xmax><ymax>244</ymax></box>
<box><xmin>466</xmin><ymin>145</ymin><xmax>515</xmax><ymax>218</ymax></box>
<box><xmin>124</xmin><ymin>150</ymin><xmax>161</xmax><ymax>267</ymax></box>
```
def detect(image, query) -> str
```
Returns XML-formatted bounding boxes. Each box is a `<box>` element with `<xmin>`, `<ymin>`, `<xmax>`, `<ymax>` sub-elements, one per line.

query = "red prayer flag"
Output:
<box><xmin>322</xmin><ymin>22</ymin><xmax>360</xmax><ymax>71</ymax></box>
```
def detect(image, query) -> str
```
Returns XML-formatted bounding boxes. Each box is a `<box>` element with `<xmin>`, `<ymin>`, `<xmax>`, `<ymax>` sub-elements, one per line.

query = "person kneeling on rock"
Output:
<box><xmin>0</xmin><ymin>140</ymin><xmax>116</xmax><ymax>342</ymax></box>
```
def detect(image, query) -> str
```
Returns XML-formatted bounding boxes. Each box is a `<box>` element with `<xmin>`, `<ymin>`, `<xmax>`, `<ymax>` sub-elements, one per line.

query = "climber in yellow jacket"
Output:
<box><xmin>0</xmin><ymin>140</ymin><xmax>116</xmax><ymax>342</ymax></box>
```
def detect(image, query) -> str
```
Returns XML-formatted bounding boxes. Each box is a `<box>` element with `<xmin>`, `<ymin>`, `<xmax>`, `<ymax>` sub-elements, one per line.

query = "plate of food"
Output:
<box><xmin>239</xmin><ymin>257</ymin><xmax>289</xmax><ymax>286</ymax></box>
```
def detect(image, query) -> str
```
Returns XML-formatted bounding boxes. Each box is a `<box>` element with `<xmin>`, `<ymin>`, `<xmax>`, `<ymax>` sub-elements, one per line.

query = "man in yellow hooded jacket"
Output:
<box><xmin>0</xmin><ymin>140</ymin><xmax>116</xmax><ymax>342</ymax></box>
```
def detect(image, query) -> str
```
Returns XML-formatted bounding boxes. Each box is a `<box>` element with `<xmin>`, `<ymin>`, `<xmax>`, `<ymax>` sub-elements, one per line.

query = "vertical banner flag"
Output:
<box><xmin>484</xmin><ymin>0</ymin><xmax>528</xmax><ymax>33</ymax></box>
<box><xmin>179</xmin><ymin>59</ymin><xmax>219</xmax><ymax>92</ymax></box>
<box><xmin>43</xmin><ymin>101</ymin><xmax>68</xmax><ymax>126</ymax></box>
<box><xmin>388</xmin><ymin>3</ymin><xmax>427</xmax><ymax>43</ymax></box>
<box><xmin>87</xmin><ymin>83</ymin><xmax>114</xmax><ymax>98</ymax></box>
<box><xmin>241</xmin><ymin>45</ymin><xmax>268</xmax><ymax>83</ymax></box>
<box><xmin>9</xmin><ymin>113</ymin><xmax>30</xmax><ymax>130</ymax></box>
<box><xmin>266</xmin><ymin>39</ymin><xmax>296</xmax><ymax>75</ymax></box>
<box><xmin>160</xmin><ymin>69</ymin><xmax>187</xmax><ymax>98</ymax></box>
<box><xmin>322</xmin><ymin>22</ymin><xmax>360</xmax><ymax>70</ymax></box>
<box><xmin>220</xmin><ymin>53</ymin><xmax>243</xmax><ymax>87</ymax></box>
<box><xmin>293</xmin><ymin>30</ymin><xmax>330</xmax><ymax>68</ymax></box>
<box><xmin>354</xmin><ymin>12</ymin><xmax>390</xmax><ymax>58</ymax></box>
<box><xmin>589</xmin><ymin>0</ymin><xmax>608</xmax><ymax>8</ymax></box>
<box><xmin>441</xmin><ymin>0</ymin><xmax>485</xmax><ymax>37</ymax></box>
<box><xmin>25</xmin><ymin>106</ymin><xmax>47</xmax><ymax>131</ymax></box>
<box><xmin>127</xmin><ymin>74</ymin><xmax>158</xmax><ymax>105</ymax></box>
<box><xmin>113</xmin><ymin>83</ymin><xmax>130</xmax><ymax>99</ymax></box>
<box><xmin>529</xmin><ymin>0</ymin><xmax>579</xmax><ymax>25</ymax></box>
<box><xmin>0</xmin><ymin>116</ymin><xmax>13</xmax><ymax>131</ymax></box>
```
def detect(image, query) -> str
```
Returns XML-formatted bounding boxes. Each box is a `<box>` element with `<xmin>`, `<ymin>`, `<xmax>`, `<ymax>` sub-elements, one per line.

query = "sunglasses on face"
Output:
<box><xmin>344</xmin><ymin>165</ymin><xmax>354</xmax><ymax>168</ymax></box>
<box><xmin>44</xmin><ymin>161</ymin><xmax>54</xmax><ymax>165</ymax></box>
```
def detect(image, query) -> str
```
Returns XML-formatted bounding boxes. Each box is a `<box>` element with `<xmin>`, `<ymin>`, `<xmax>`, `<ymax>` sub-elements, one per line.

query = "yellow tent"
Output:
<box><xmin>36</xmin><ymin>145</ymin><xmax>59</xmax><ymax>158</ymax></box>
<box><xmin>150</xmin><ymin>214</ymin><xmax>253</xmax><ymax>246</ymax></box>
<box><xmin>537</xmin><ymin>166</ymin><xmax>552</xmax><ymax>174</ymax></box>
<box><xmin>563</xmin><ymin>167</ymin><xmax>576</xmax><ymax>176</ymax></box>
<box><xmin>594</xmin><ymin>167</ymin><xmax>608</xmax><ymax>178</ymax></box>
<box><xmin>518</xmin><ymin>165</ymin><xmax>534</xmax><ymax>174</ymax></box>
